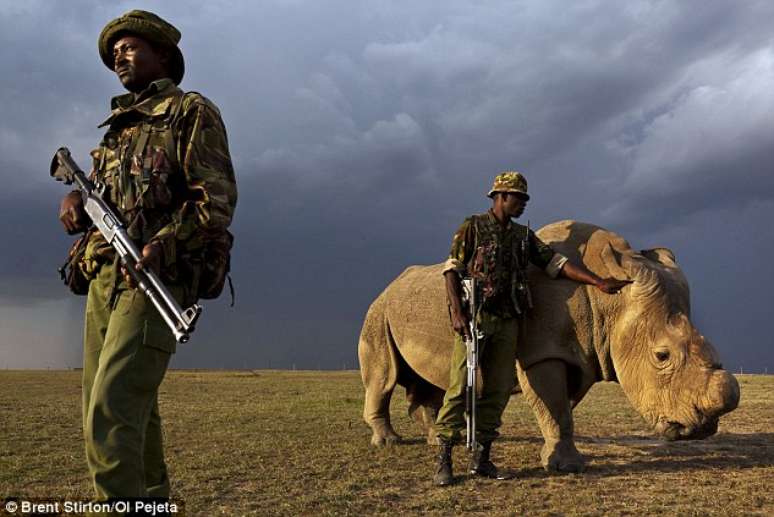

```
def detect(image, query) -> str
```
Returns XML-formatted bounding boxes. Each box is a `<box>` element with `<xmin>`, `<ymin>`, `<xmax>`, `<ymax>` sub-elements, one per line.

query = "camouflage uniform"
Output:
<box><xmin>435</xmin><ymin>203</ymin><xmax>567</xmax><ymax>445</ymax></box>
<box><xmin>78</xmin><ymin>11</ymin><xmax>237</xmax><ymax>504</ymax></box>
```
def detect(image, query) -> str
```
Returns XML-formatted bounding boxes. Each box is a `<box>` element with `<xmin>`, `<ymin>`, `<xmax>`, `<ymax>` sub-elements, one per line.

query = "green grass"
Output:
<box><xmin>1</xmin><ymin>371</ymin><xmax>772</xmax><ymax>515</ymax></box>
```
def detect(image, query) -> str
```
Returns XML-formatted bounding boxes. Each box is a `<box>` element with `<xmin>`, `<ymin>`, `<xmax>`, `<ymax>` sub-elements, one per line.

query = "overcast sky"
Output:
<box><xmin>1</xmin><ymin>1</ymin><xmax>772</xmax><ymax>372</ymax></box>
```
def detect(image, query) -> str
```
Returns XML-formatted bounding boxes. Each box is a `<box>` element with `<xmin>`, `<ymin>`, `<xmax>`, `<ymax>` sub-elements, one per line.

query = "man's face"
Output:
<box><xmin>502</xmin><ymin>192</ymin><xmax>528</xmax><ymax>219</ymax></box>
<box><xmin>113</xmin><ymin>35</ymin><xmax>168</xmax><ymax>93</ymax></box>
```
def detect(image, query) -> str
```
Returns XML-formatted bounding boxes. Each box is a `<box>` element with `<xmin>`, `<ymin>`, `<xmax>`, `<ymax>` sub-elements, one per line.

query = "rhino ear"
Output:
<box><xmin>641</xmin><ymin>248</ymin><xmax>677</xmax><ymax>267</ymax></box>
<box><xmin>600</xmin><ymin>242</ymin><xmax>636</xmax><ymax>281</ymax></box>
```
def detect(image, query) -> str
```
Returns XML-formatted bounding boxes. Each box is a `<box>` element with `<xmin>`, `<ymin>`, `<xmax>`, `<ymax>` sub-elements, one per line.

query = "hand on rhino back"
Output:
<box><xmin>359</xmin><ymin>220</ymin><xmax>740</xmax><ymax>447</ymax></box>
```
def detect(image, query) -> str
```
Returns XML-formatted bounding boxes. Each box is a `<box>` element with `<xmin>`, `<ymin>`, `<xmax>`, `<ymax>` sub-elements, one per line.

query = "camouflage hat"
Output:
<box><xmin>487</xmin><ymin>171</ymin><xmax>529</xmax><ymax>199</ymax></box>
<box><xmin>98</xmin><ymin>10</ymin><xmax>185</xmax><ymax>85</ymax></box>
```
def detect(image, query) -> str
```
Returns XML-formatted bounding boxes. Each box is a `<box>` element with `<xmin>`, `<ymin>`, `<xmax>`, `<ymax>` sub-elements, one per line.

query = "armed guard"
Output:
<box><xmin>56</xmin><ymin>10</ymin><xmax>237</xmax><ymax>509</ymax></box>
<box><xmin>433</xmin><ymin>172</ymin><xmax>629</xmax><ymax>485</ymax></box>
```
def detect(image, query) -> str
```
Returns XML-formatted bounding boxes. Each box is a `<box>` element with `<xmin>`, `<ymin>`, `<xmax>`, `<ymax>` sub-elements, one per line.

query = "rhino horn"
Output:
<box><xmin>704</xmin><ymin>368</ymin><xmax>741</xmax><ymax>417</ymax></box>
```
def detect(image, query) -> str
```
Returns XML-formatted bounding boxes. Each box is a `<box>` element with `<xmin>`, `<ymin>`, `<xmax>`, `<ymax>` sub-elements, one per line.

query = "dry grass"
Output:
<box><xmin>1</xmin><ymin>370</ymin><xmax>772</xmax><ymax>516</ymax></box>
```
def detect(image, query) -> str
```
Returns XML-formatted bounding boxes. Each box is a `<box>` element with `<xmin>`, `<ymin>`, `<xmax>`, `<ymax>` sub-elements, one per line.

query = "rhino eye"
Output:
<box><xmin>655</xmin><ymin>350</ymin><xmax>670</xmax><ymax>362</ymax></box>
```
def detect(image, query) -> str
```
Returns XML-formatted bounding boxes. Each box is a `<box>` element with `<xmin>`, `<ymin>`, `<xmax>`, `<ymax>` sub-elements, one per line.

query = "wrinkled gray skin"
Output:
<box><xmin>358</xmin><ymin>221</ymin><xmax>740</xmax><ymax>472</ymax></box>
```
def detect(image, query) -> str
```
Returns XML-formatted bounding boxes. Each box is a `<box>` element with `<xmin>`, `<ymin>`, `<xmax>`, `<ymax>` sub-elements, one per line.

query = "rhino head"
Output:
<box><xmin>602</xmin><ymin>244</ymin><xmax>740</xmax><ymax>441</ymax></box>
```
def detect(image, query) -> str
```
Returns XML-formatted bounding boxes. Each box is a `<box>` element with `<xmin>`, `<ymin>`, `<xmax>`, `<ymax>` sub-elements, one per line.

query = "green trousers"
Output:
<box><xmin>435</xmin><ymin>313</ymin><xmax>519</xmax><ymax>444</ymax></box>
<box><xmin>82</xmin><ymin>264</ymin><xmax>179</xmax><ymax>503</ymax></box>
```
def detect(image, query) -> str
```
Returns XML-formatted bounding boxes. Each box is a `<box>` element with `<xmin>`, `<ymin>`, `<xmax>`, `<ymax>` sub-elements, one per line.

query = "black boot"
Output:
<box><xmin>433</xmin><ymin>439</ymin><xmax>454</xmax><ymax>486</ymax></box>
<box><xmin>469</xmin><ymin>441</ymin><xmax>499</xmax><ymax>478</ymax></box>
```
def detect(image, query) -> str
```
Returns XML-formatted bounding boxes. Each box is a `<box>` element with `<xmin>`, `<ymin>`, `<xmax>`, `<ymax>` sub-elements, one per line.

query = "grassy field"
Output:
<box><xmin>1</xmin><ymin>370</ymin><xmax>772</xmax><ymax>516</ymax></box>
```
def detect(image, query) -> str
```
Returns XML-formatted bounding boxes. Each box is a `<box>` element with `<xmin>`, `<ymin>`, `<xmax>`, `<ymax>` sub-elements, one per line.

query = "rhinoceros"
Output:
<box><xmin>358</xmin><ymin>220</ymin><xmax>740</xmax><ymax>472</ymax></box>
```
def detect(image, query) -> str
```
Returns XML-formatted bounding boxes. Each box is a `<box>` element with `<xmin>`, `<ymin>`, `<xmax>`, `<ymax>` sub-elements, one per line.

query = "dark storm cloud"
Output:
<box><xmin>1</xmin><ymin>1</ymin><xmax>772</xmax><ymax>371</ymax></box>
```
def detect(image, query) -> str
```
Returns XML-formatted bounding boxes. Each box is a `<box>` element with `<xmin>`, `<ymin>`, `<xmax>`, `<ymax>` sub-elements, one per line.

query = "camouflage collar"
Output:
<box><xmin>99</xmin><ymin>78</ymin><xmax>180</xmax><ymax>127</ymax></box>
<box><xmin>486</xmin><ymin>209</ymin><xmax>513</xmax><ymax>231</ymax></box>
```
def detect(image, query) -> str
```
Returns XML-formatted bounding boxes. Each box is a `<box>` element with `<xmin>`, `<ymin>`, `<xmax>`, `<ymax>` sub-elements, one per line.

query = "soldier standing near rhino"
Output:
<box><xmin>57</xmin><ymin>10</ymin><xmax>237</xmax><ymax>508</ymax></box>
<box><xmin>433</xmin><ymin>172</ymin><xmax>629</xmax><ymax>485</ymax></box>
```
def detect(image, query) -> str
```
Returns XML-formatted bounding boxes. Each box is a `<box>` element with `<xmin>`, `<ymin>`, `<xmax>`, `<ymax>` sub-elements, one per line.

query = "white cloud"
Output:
<box><xmin>604</xmin><ymin>46</ymin><xmax>774</xmax><ymax>221</ymax></box>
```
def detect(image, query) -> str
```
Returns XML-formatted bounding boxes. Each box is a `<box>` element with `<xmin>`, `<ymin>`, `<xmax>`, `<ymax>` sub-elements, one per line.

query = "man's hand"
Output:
<box><xmin>560</xmin><ymin>261</ymin><xmax>632</xmax><ymax>295</ymax></box>
<box><xmin>444</xmin><ymin>270</ymin><xmax>472</xmax><ymax>340</ymax></box>
<box><xmin>451</xmin><ymin>309</ymin><xmax>472</xmax><ymax>341</ymax></box>
<box><xmin>595</xmin><ymin>277</ymin><xmax>632</xmax><ymax>294</ymax></box>
<box><xmin>59</xmin><ymin>191</ymin><xmax>89</xmax><ymax>235</ymax></box>
<box><xmin>121</xmin><ymin>241</ymin><xmax>163</xmax><ymax>288</ymax></box>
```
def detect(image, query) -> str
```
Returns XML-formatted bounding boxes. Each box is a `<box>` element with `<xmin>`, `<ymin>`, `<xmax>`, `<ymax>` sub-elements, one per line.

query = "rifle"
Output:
<box><xmin>517</xmin><ymin>220</ymin><xmax>533</xmax><ymax>311</ymax></box>
<box><xmin>50</xmin><ymin>147</ymin><xmax>202</xmax><ymax>344</ymax></box>
<box><xmin>462</xmin><ymin>277</ymin><xmax>482</xmax><ymax>451</ymax></box>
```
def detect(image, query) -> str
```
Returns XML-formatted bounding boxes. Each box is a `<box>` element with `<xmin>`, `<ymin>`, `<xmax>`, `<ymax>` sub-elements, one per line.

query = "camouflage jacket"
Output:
<box><xmin>442</xmin><ymin>210</ymin><xmax>567</xmax><ymax>318</ymax></box>
<box><xmin>80</xmin><ymin>78</ymin><xmax>237</xmax><ymax>289</ymax></box>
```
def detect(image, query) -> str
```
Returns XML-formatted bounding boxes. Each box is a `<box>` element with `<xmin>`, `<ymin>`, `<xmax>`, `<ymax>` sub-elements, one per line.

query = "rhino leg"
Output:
<box><xmin>358</xmin><ymin>296</ymin><xmax>402</xmax><ymax>447</ymax></box>
<box><xmin>405</xmin><ymin>378</ymin><xmax>444</xmax><ymax>444</ymax></box>
<box><xmin>517</xmin><ymin>359</ymin><xmax>585</xmax><ymax>473</ymax></box>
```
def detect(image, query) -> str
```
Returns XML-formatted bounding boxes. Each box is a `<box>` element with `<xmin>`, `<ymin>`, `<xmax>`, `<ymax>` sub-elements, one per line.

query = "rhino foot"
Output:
<box><xmin>370</xmin><ymin>428</ymin><xmax>403</xmax><ymax>447</ymax></box>
<box><xmin>541</xmin><ymin>439</ymin><xmax>585</xmax><ymax>473</ymax></box>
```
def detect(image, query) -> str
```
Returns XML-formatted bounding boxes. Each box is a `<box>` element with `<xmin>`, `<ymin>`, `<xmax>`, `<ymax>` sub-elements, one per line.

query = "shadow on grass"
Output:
<box><xmin>583</xmin><ymin>454</ymin><xmax>773</xmax><ymax>476</ymax></box>
<box><xmin>496</xmin><ymin>435</ymin><xmax>545</xmax><ymax>445</ymax></box>
<box><xmin>577</xmin><ymin>432</ymin><xmax>774</xmax><ymax>474</ymax></box>
<box><xmin>391</xmin><ymin>437</ymin><xmax>427</xmax><ymax>446</ymax></box>
<box><xmin>389</xmin><ymin>435</ymin><xmax>545</xmax><ymax>446</ymax></box>
<box><xmin>471</xmin><ymin>432</ymin><xmax>774</xmax><ymax>480</ymax></box>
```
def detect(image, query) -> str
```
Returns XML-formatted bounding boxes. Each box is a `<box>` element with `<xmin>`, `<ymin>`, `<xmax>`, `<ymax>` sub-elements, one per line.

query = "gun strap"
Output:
<box><xmin>227</xmin><ymin>273</ymin><xmax>235</xmax><ymax>307</ymax></box>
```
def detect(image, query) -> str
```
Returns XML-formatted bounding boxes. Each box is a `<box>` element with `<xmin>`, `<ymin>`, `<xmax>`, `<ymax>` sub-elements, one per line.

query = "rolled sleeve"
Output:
<box><xmin>442</xmin><ymin>257</ymin><xmax>465</xmax><ymax>275</ymax></box>
<box><xmin>443</xmin><ymin>217</ymin><xmax>475</xmax><ymax>277</ymax></box>
<box><xmin>544</xmin><ymin>253</ymin><xmax>569</xmax><ymax>279</ymax></box>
